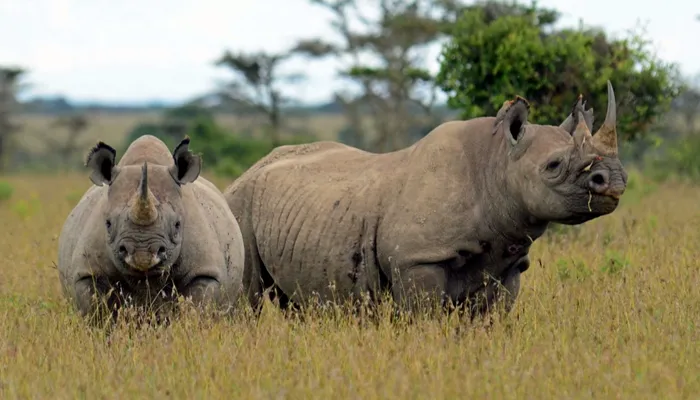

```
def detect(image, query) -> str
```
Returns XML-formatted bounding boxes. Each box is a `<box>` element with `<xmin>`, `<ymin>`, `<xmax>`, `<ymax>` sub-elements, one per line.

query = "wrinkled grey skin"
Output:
<box><xmin>224</xmin><ymin>81</ymin><xmax>627</xmax><ymax>316</ymax></box>
<box><xmin>58</xmin><ymin>135</ymin><xmax>245</xmax><ymax>321</ymax></box>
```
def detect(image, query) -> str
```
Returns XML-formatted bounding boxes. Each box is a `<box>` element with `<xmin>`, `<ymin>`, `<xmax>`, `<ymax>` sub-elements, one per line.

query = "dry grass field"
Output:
<box><xmin>0</xmin><ymin>170</ymin><xmax>698</xmax><ymax>399</ymax></box>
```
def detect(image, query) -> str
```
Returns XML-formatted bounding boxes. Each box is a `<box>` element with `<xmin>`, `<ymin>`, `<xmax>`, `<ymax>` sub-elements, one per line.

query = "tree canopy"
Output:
<box><xmin>436</xmin><ymin>2</ymin><xmax>683</xmax><ymax>142</ymax></box>
<box><xmin>295</xmin><ymin>0</ymin><xmax>457</xmax><ymax>152</ymax></box>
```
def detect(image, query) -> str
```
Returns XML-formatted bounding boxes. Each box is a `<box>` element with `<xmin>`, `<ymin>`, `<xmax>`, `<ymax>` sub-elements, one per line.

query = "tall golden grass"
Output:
<box><xmin>0</xmin><ymin>171</ymin><xmax>697</xmax><ymax>398</ymax></box>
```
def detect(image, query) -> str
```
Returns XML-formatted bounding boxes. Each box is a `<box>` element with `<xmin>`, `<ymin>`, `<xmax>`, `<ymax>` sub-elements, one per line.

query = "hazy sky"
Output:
<box><xmin>2</xmin><ymin>0</ymin><xmax>699</xmax><ymax>104</ymax></box>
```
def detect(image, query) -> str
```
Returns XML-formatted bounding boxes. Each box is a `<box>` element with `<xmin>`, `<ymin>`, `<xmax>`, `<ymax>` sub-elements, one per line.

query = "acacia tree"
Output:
<box><xmin>436</xmin><ymin>2</ymin><xmax>683</xmax><ymax>143</ymax></box>
<box><xmin>48</xmin><ymin>114</ymin><xmax>90</xmax><ymax>165</ymax></box>
<box><xmin>0</xmin><ymin>67</ymin><xmax>26</xmax><ymax>171</ymax></box>
<box><xmin>214</xmin><ymin>50</ymin><xmax>306</xmax><ymax>147</ymax></box>
<box><xmin>295</xmin><ymin>0</ymin><xmax>461</xmax><ymax>152</ymax></box>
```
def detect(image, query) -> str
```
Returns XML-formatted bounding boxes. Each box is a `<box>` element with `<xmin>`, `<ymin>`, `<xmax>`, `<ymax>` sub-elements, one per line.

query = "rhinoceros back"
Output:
<box><xmin>226</xmin><ymin>141</ymin><xmax>408</xmax><ymax>304</ymax></box>
<box><xmin>118</xmin><ymin>135</ymin><xmax>174</xmax><ymax>167</ymax></box>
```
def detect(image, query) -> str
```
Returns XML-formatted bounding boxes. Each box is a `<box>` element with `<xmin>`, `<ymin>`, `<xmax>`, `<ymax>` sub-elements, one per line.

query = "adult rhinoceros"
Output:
<box><xmin>224</xmin><ymin>81</ymin><xmax>627</xmax><ymax>316</ymax></box>
<box><xmin>58</xmin><ymin>135</ymin><xmax>245</xmax><ymax>321</ymax></box>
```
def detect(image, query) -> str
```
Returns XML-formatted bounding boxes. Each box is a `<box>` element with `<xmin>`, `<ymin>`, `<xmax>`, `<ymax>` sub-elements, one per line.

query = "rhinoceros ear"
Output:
<box><xmin>85</xmin><ymin>142</ymin><xmax>119</xmax><ymax>186</ymax></box>
<box><xmin>501</xmin><ymin>96</ymin><xmax>530</xmax><ymax>145</ymax></box>
<box><xmin>169</xmin><ymin>136</ymin><xmax>201</xmax><ymax>185</ymax></box>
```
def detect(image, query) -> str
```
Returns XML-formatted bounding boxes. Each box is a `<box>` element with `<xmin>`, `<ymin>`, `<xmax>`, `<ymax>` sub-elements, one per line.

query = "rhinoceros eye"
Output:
<box><xmin>105</xmin><ymin>219</ymin><xmax>112</xmax><ymax>230</ymax></box>
<box><xmin>546</xmin><ymin>160</ymin><xmax>561</xmax><ymax>171</ymax></box>
<box><xmin>175</xmin><ymin>221</ymin><xmax>181</xmax><ymax>230</ymax></box>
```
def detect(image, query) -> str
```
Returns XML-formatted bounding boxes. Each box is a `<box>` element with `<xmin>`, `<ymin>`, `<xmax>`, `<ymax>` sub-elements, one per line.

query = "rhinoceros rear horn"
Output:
<box><xmin>85</xmin><ymin>142</ymin><xmax>119</xmax><ymax>186</ymax></box>
<box><xmin>501</xmin><ymin>96</ymin><xmax>530</xmax><ymax>144</ymax></box>
<box><xmin>129</xmin><ymin>161</ymin><xmax>159</xmax><ymax>226</ymax></box>
<box><xmin>570</xmin><ymin>94</ymin><xmax>593</xmax><ymax>148</ymax></box>
<box><xmin>169</xmin><ymin>136</ymin><xmax>202</xmax><ymax>185</ymax></box>
<box><xmin>560</xmin><ymin>95</ymin><xmax>594</xmax><ymax>134</ymax></box>
<box><xmin>591</xmin><ymin>80</ymin><xmax>618</xmax><ymax>157</ymax></box>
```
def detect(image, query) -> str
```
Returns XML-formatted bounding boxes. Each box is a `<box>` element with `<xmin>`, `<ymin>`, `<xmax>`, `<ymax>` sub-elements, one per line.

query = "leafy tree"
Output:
<box><xmin>125</xmin><ymin>103</ymin><xmax>315</xmax><ymax>178</ymax></box>
<box><xmin>436</xmin><ymin>1</ymin><xmax>683</xmax><ymax>143</ymax></box>
<box><xmin>214</xmin><ymin>50</ymin><xmax>306</xmax><ymax>147</ymax></box>
<box><xmin>295</xmin><ymin>0</ymin><xmax>458</xmax><ymax>152</ymax></box>
<box><xmin>184</xmin><ymin>112</ymin><xmax>315</xmax><ymax>178</ymax></box>
<box><xmin>47</xmin><ymin>114</ymin><xmax>90</xmax><ymax>165</ymax></box>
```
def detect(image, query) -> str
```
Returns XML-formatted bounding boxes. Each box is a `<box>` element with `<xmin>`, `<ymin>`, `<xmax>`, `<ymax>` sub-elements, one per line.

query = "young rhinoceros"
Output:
<box><xmin>58</xmin><ymin>135</ymin><xmax>245</xmax><ymax>321</ymax></box>
<box><xmin>224</xmin><ymin>81</ymin><xmax>627</xmax><ymax>316</ymax></box>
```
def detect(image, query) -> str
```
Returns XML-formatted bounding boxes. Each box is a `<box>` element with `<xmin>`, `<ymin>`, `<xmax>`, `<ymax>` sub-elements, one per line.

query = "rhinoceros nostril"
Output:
<box><xmin>157</xmin><ymin>246</ymin><xmax>166</xmax><ymax>256</ymax></box>
<box><xmin>591</xmin><ymin>173</ymin><xmax>605</xmax><ymax>185</ymax></box>
<box><xmin>118</xmin><ymin>245</ymin><xmax>127</xmax><ymax>255</ymax></box>
<box><xmin>588</xmin><ymin>170</ymin><xmax>609</xmax><ymax>193</ymax></box>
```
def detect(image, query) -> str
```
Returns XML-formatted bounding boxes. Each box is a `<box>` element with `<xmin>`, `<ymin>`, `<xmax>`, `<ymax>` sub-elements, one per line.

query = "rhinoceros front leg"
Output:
<box><xmin>497</xmin><ymin>266</ymin><xmax>521</xmax><ymax>313</ymax></box>
<box><xmin>495</xmin><ymin>254</ymin><xmax>528</xmax><ymax>314</ymax></box>
<box><xmin>73</xmin><ymin>275</ymin><xmax>121</xmax><ymax>324</ymax></box>
<box><xmin>178</xmin><ymin>275</ymin><xmax>229</xmax><ymax>312</ymax></box>
<box><xmin>390</xmin><ymin>264</ymin><xmax>448</xmax><ymax>316</ymax></box>
<box><xmin>470</xmin><ymin>255</ymin><xmax>528</xmax><ymax>316</ymax></box>
<box><xmin>390</xmin><ymin>256</ymin><xmax>527</xmax><ymax>319</ymax></box>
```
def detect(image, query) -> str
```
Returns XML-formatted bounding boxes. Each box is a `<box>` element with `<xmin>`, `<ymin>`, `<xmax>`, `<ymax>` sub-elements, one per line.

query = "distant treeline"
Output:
<box><xmin>19</xmin><ymin>95</ymin><xmax>455</xmax><ymax>117</ymax></box>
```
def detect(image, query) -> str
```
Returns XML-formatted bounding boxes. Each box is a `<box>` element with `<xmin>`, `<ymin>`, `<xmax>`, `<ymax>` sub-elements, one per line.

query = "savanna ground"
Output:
<box><xmin>0</xmin><ymin>169</ymin><xmax>698</xmax><ymax>399</ymax></box>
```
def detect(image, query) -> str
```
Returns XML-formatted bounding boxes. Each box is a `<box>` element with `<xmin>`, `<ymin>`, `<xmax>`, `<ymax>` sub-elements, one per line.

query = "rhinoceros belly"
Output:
<box><xmin>253</xmin><ymin>182</ymin><xmax>384</xmax><ymax>305</ymax></box>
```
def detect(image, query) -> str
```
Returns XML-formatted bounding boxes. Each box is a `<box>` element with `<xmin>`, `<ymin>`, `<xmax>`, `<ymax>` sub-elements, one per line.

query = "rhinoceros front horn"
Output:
<box><xmin>129</xmin><ymin>161</ymin><xmax>159</xmax><ymax>226</ymax></box>
<box><xmin>591</xmin><ymin>80</ymin><xmax>618</xmax><ymax>156</ymax></box>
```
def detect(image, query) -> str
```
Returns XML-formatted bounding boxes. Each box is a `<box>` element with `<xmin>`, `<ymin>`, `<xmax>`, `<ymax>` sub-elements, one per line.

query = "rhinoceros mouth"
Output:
<box><xmin>588</xmin><ymin>192</ymin><xmax>620</xmax><ymax>211</ymax></box>
<box><xmin>116</xmin><ymin>257</ymin><xmax>173</xmax><ymax>278</ymax></box>
<box><xmin>554</xmin><ymin>195</ymin><xmax>619</xmax><ymax>225</ymax></box>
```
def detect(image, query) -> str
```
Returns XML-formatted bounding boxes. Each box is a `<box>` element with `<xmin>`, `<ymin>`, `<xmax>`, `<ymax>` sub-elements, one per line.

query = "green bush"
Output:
<box><xmin>619</xmin><ymin>168</ymin><xmax>657</xmax><ymax>206</ymax></box>
<box><xmin>644</xmin><ymin>134</ymin><xmax>700</xmax><ymax>183</ymax></box>
<box><xmin>185</xmin><ymin>115</ymin><xmax>316</xmax><ymax>179</ymax></box>
<box><xmin>0</xmin><ymin>181</ymin><xmax>13</xmax><ymax>202</ymax></box>
<box><xmin>436</xmin><ymin>2</ymin><xmax>682</xmax><ymax>142</ymax></box>
<box><xmin>122</xmin><ymin>104</ymin><xmax>316</xmax><ymax>180</ymax></box>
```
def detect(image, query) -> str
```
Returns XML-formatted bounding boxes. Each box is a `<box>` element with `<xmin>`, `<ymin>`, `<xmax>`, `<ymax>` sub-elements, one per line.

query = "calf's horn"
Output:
<box><xmin>129</xmin><ymin>161</ymin><xmax>159</xmax><ymax>226</ymax></box>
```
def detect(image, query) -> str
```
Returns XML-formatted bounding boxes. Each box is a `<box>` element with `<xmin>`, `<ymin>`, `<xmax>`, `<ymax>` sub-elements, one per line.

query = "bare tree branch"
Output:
<box><xmin>295</xmin><ymin>0</ymin><xmax>456</xmax><ymax>152</ymax></box>
<box><xmin>214</xmin><ymin>48</ymin><xmax>305</xmax><ymax>146</ymax></box>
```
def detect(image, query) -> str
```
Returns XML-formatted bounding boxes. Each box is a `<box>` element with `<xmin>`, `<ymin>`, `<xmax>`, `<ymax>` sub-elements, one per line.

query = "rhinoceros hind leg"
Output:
<box><xmin>244</xmin><ymin>242</ymin><xmax>293</xmax><ymax>315</ymax></box>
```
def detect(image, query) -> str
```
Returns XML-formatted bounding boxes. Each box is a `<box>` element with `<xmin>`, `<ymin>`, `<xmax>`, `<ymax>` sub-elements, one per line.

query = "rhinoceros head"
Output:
<box><xmin>85</xmin><ymin>137</ymin><xmax>202</xmax><ymax>275</ymax></box>
<box><xmin>495</xmin><ymin>81</ymin><xmax>627</xmax><ymax>225</ymax></box>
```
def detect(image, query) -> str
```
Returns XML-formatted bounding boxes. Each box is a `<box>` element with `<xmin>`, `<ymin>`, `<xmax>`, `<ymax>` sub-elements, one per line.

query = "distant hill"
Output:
<box><xmin>20</xmin><ymin>96</ymin><xmax>175</xmax><ymax>114</ymax></box>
